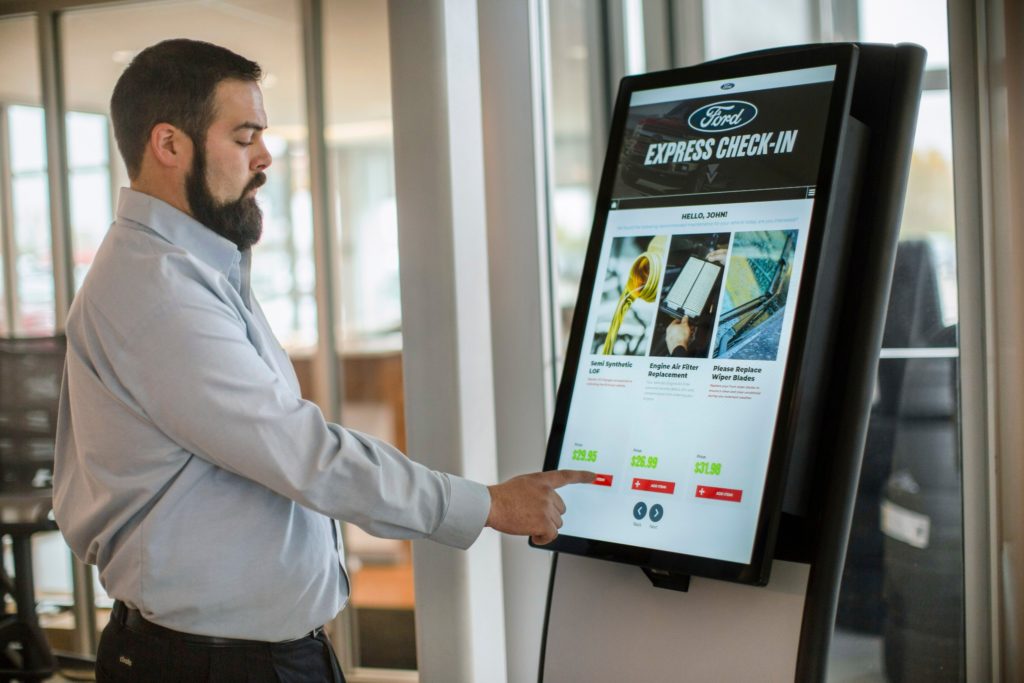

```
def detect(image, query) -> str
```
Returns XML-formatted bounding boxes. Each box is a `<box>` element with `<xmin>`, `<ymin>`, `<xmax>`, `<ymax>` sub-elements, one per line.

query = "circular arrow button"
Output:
<box><xmin>633</xmin><ymin>502</ymin><xmax>648</xmax><ymax>520</ymax></box>
<box><xmin>649</xmin><ymin>504</ymin><xmax>664</xmax><ymax>522</ymax></box>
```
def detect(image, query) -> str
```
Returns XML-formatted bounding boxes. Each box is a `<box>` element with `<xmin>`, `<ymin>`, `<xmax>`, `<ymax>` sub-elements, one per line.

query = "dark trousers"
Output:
<box><xmin>96</xmin><ymin>604</ymin><xmax>345</xmax><ymax>682</ymax></box>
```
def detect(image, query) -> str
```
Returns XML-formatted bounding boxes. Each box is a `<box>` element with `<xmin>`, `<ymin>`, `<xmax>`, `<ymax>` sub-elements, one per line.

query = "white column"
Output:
<box><xmin>388</xmin><ymin>2</ymin><xmax>507</xmax><ymax>682</ymax></box>
<box><xmin>478</xmin><ymin>2</ymin><xmax>558</xmax><ymax>682</ymax></box>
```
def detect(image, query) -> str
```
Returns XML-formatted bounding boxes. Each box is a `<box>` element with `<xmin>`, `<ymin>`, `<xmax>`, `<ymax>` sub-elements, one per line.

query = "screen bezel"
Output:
<box><xmin>533</xmin><ymin>44</ymin><xmax>860</xmax><ymax>585</ymax></box>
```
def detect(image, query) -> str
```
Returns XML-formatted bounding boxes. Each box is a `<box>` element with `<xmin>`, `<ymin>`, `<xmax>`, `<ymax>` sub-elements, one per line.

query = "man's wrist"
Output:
<box><xmin>429</xmin><ymin>475</ymin><xmax>491</xmax><ymax>549</ymax></box>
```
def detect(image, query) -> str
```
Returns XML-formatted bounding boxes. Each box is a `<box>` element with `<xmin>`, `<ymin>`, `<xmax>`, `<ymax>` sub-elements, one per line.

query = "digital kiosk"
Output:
<box><xmin>535</xmin><ymin>44</ymin><xmax>925</xmax><ymax>682</ymax></box>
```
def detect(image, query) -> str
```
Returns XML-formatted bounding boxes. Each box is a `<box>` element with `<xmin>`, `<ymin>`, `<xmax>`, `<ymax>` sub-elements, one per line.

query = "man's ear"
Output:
<box><xmin>148</xmin><ymin>123</ymin><xmax>192</xmax><ymax>170</ymax></box>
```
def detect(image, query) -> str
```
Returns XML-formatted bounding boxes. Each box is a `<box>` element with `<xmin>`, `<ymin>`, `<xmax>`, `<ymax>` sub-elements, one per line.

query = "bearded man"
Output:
<box><xmin>53</xmin><ymin>39</ymin><xmax>590</xmax><ymax>682</ymax></box>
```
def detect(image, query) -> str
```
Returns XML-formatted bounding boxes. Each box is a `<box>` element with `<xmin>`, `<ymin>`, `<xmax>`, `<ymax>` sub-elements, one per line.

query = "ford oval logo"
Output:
<box><xmin>688</xmin><ymin>100</ymin><xmax>758</xmax><ymax>133</ymax></box>
<box><xmin>720</xmin><ymin>82</ymin><xmax>735</xmax><ymax>90</ymax></box>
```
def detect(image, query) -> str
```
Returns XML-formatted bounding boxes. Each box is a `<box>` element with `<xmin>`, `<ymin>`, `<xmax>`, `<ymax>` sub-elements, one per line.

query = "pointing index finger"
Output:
<box><xmin>548</xmin><ymin>469</ymin><xmax>598</xmax><ymax>488</ymax></box>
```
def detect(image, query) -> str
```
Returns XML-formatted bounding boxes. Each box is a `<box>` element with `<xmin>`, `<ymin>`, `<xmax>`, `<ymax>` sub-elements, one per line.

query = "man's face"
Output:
<box><xmin>185</xmin><ymin>79</ymin><xmax>272</xmax><ymax>250</ymax></box>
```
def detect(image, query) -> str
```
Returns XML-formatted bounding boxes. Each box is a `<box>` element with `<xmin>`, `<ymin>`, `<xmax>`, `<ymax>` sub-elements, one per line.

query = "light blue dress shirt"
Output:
<box><xmin>54</xmin><ymin>189</ymin><xmax>491</xmax><ymax>641</ymax></box>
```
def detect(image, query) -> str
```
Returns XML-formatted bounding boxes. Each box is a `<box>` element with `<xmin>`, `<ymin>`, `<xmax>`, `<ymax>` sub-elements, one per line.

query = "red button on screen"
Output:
<box><xmin>695</xmin><ymin>485</ymin><xmax>743</xmax><ymax>502</ymax></box>
<box><xmin>631</xmin><ymin>478</ymin><xmax>676</xmax><ymax>494</ymax></box>
<box><xmin>592</xmin><ymin>474</ymin><xmax>613</xmax><ymax>487</ymax></box>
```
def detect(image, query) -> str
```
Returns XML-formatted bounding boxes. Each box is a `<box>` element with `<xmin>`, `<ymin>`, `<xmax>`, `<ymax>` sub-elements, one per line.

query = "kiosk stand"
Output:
<box><xmin>537</xmin><ymin>44</ymin><xmax>924</xmax><ymax>682</ymax></box>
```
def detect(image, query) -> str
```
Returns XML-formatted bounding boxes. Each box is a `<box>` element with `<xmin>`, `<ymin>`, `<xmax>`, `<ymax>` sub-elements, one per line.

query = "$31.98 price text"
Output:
<box><xmin>694</xmin><ymin>461</ymin><xmax>722</xmax><ymax>475</ymax></box>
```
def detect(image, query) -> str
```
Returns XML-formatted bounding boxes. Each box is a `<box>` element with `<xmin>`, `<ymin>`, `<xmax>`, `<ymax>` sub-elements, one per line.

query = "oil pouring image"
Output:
<box><xmin>713</xmin><ymin>229</ymin><xmax>797</xmax><ymax>360</ymax></box>
<box><xmin>591</xmin><ymin>235</ymin><xmax>668</xmax><ymax>355</ymax></box>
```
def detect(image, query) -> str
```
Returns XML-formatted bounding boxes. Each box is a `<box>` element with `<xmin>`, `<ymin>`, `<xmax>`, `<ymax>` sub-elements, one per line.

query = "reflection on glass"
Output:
<box><xmin>834</xmin><ymin>353</ymin><xmax>963</xmax><ymax>682</ymax></box>
<box><xmin>833</xmin><ymin>152</ymin><xmax>963</xmax><ymax>683</ymax></box>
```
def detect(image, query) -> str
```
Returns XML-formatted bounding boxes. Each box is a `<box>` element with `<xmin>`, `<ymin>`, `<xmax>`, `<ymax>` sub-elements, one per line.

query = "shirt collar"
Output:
<box><xmin>116</xmin><ymin>188</ymin><xmax>242</xmax><ymax>276</ymax></box>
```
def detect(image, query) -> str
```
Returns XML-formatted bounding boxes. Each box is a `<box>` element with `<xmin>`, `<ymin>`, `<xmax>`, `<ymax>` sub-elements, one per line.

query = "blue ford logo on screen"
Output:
<box><xmin>688</xmin><ymin>101</ymin><xmax>758</xmax><ymax>133</ymax></box>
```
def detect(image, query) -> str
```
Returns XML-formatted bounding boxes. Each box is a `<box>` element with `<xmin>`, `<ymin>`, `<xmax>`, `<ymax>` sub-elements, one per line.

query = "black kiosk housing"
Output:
<box><xmin>537</xmin><ymin>43</ymin><xmax>925</xmax><ymax>682</ymax></box>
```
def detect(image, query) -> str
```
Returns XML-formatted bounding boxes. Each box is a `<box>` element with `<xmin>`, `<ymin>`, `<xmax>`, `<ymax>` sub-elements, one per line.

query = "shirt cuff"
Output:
<box><xmin>429</xmin><ymin>474</ymin><xmax>491</xmax><ymax>549</ymax></box>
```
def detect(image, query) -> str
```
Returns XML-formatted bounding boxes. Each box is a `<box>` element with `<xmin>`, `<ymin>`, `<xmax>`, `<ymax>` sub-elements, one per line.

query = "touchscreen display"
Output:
<box><xmin>548</xmin><ymin>63</ymin><xmax>840</xmax><ymax>568</ymax></box>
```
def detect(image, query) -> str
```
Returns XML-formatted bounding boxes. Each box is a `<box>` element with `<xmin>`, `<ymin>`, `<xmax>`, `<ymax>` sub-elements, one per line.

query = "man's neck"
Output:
<box><xmin>129</xmin><ymin>179</ymin><xmax>191</xmax><ymax>218</ymax></box>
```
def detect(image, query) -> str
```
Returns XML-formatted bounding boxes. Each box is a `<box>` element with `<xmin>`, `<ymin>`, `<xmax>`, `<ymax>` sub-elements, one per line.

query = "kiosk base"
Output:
<box><xmin>543</xmin><ymin>553</ymin><xmax>810</xmax><ymax>681</ymax></box>
<box><xmin>641</xmin><ymin>567</ymin><xmax>691</xmax><ymax>592</ymax></box>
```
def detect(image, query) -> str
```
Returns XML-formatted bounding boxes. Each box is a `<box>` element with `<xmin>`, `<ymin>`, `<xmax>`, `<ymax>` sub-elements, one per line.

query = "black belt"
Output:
<box><xmin>111</xmin><ymin>600</ymin><xmax>324</xmax><ymax>648</ymax></box>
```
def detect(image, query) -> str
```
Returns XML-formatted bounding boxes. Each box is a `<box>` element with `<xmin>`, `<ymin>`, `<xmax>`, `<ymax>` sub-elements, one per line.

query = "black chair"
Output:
<box><xmin>0</xmin><ymin>335</ymin><xmax>66</xmax><ymax>680</ymax></box>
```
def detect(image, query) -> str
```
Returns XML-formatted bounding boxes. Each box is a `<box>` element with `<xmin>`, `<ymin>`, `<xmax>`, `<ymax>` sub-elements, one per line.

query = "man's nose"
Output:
<box><xmin>253</xmin><ymin>138</ymin><xmax>272</xmax><ymax>172</ymax></box>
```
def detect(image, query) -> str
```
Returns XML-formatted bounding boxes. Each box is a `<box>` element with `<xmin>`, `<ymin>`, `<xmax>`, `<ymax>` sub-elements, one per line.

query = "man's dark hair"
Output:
<box><xmin>110</xmin><ymin>39</ymin><xmax>261</xmax><ymax>178</ymax></box>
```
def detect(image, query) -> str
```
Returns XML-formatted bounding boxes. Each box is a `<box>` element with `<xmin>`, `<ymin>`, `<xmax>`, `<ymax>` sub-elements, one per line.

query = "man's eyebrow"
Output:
<box><xmin>233</xmin><ymin>121</ymin><xmax>266</xmax><ymax>132</ymax></box>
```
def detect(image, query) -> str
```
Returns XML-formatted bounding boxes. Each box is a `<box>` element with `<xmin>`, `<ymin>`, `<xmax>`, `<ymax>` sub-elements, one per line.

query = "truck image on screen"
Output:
<box><xmin>619</xmin><ymin>102</ymin><xmax>705</xmax><ymax>193</ymax></box>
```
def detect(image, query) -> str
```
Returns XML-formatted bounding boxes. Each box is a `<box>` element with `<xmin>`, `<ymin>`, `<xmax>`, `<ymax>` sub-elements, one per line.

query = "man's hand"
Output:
<box><xmin>705</xmin><ymin>247</ymin><xmax>728</xmax><ymax>265</ymax></box>
<box><xmin>666</xmin><ymin>316</ymin><xmax>694</xmax><ymax>354</ymax></box>
<box><xmin>486</xmin><ymin>470</ymin><xmax>596</xmax><ymax>545</ymax></box>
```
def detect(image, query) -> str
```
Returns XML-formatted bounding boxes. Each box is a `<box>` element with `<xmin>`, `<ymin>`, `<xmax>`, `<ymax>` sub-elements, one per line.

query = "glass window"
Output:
<box><xmin>895</xmin><ymin>90</ymin><xmax>957</xmax><ymax>331</ymax></box>
<box><xmin>830</xmin><ymin>2</ymin><xmax>962</xmax><ymax>681</ymax></box>
<box><xmin>322</xmin><ymin>0</ymin><xmax>416</xmax><ymax>670</ymax></box>
<box><xmin>703</xmin><ymin>0</ymin><xmax>813</xmax><ymax>60</ymax></box>
<box><xmin>859</xmin><ymin>0</ymin><xmax>949</xmax><ymax>70</ymax></box>
<box><xmin>249</xmin><ymin>133</ymin><xmax>318</xmax><ymax>350</ymax></box>
<box><xmin>60</xmin><ymin>0</ymin><xmax>316</xmax><ymax>351</ymax></box>
<box><xmin>4</xmin><ymin>0</ymin><xmax>420</xmax><ymax>670</ymax></box>
<box><xmin>0</xmin><ymin>9</ymin><xmax>70</xmax><ymax>626</ymax></box>
<box><xmin>0</xmin><ymin>228</ymin><xmax>5</xmax><ymax>337</ymax></box>
<box><xmin>21</xmin><ymin>0</ymin><xmax>315</xmax><ymax>627</ymax></box>
<box><xmin>66</xmin><ymin>111</ymin><xmax>112</xmax><ymax>290</ymax></box>
<box><xmin>548</xmin><ymin>0</ymin><xmax>601</xmax><ymax>360</ymax></box>
<box><xmin>7</xmin><ymin>105</ymin><xmax>55</xmax><ymax>337</ymax></box>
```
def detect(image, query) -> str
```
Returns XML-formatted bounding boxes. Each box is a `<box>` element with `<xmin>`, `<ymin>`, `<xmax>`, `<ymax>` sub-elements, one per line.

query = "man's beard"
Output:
<box><xmin>185</xmin><ymin>145</ymin><xmax>266</xmax><ymax>251</ymax></box>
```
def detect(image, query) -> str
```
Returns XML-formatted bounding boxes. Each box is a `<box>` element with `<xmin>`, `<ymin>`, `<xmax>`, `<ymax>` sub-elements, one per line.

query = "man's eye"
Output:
<box><xmin>236</xmin><ymin>139</ymin><xmax>254</xmax><ymax>147</ymax></box>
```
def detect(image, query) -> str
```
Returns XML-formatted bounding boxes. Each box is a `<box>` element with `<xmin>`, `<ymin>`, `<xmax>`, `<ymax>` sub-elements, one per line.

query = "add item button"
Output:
<box><xmin>695</xmin><ymin>485</ymin><xmax>743</xmax><ymax>502</ymax></box>
<box><xmin>632</xmin><ymin>478</ymin><xmax>676</xmax><ymax>494</ymax></box>
<box><xmin>592</xmin><ymin>474</ymin><xmax>613</xmax><ymax>487</ymax></box>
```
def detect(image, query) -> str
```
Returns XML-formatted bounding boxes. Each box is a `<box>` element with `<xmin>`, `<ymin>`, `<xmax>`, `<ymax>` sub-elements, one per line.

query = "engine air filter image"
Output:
<box><xmin>648</xmin><ymin>232</ymin><xmax>731</xmax><ymax>358</ymax></box>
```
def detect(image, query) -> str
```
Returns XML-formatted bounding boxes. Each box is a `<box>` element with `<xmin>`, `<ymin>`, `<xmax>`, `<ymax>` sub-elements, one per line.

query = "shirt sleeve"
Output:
<box><xmin>115</xmin><ymin>289</ymin><xmax>490</xmax><ymax>549</ymax></box>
